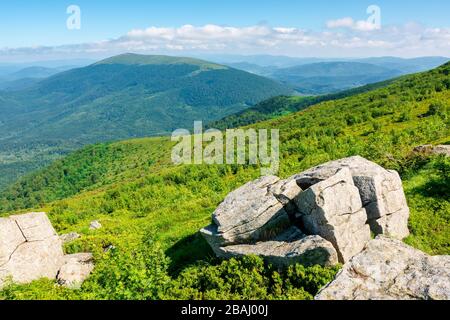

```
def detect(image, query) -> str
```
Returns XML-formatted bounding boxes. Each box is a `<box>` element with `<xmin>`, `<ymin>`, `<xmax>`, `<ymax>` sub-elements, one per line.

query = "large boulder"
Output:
<box><xmin>0</xmin><ymin>212</ymin><xmax>64</xmax><ymax>287</ymax></box>
<box><xmin>293</xmin><ymin>156</ymin><xmax>409</xmax><ymax>240</ymax></box>
<box><xmin>315</xmin><ymin>236</ymin><xmax>450</xmax><ymax>300</ymax></box>
<box><xmin>219</xmin><ymin>227</ymin><xmax>338</xmax><ymax>267</ymax></box>
<box><xmin>295</xmin><ymin>168</ymin><xmax>371</xmax><ymax>263</ymax></box>
<box><xmin>200</xmin><ymin>156</ymin><xmax>412</xmax><ymax>269</ymax></box>
<box><xmin>0</xmin><ymin>212</ymin><xmax>94</xmax><ymax>288</ymax></box>
<box><xmin>200</xmin><ymin>176</ymin><xmax>299</xmax><ymax>250</ymax></box>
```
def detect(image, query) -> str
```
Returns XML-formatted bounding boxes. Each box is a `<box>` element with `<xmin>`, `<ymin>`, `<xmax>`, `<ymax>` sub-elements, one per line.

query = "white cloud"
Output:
<box><xmin>327</xmin><ymin>18</ymin><xmax>380</xmax><ymax>31</ymax></box>
<box><xmin>0</xmin><ymin>23</ymin><xmax>449</xmax><ymax>61</ymax></box>
<box><xmin>326</xmin><ymin>18</ymin><xmax>355</xmax><ymax>29</ymax></box>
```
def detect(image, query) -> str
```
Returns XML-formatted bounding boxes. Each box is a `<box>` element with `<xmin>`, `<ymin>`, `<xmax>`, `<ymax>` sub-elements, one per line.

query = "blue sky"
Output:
<box><xmin>1</xmin><ymin>0</ymin><xmax>449</xmax><ymax>61</ymax></box>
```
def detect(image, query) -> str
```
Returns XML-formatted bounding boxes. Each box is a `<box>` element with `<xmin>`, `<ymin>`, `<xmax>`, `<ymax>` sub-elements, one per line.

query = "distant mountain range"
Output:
<box><xmin>0</xmin><ymin>65</ymin><xmax>85</xmax><ymax>90</ymax></box>
<box><xmin>216</xmin><ymin>55</ymin><xmax>449</xmax><ymax>94</ymax></box>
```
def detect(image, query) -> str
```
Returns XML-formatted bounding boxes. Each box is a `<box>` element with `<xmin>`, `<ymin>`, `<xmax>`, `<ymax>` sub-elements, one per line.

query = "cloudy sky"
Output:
<box><xmin>1</xmin><ymin>0</ymin><xmax>449</xmax><ymax>62</ymax></box>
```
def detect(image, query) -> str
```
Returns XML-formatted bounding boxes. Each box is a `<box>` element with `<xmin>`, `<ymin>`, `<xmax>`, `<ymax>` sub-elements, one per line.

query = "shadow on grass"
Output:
<box><xmin>411</xmin><ymin>179</ymin><xmax>449</xmax><ymax>198</ymax></box>
<box><xmin>165</xmin><ymin>232</ymin><xmax>216</xmax><ymax>276</ymax></box>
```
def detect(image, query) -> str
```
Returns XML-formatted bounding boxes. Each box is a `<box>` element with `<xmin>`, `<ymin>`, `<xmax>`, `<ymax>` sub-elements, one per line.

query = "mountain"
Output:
<box><xmin>355</xmin><ymin>56</ymin><xmax>450</xmax><ymax>73</ymax></box>
<box><xmin>0</xmin><ymin>53</ymin><xmax>292</xmax><ymax>189</ymax></box>
<box><xmin>203</xmin><ymin>54</ymin><xmax>332</xmax><ymax>68</ymax></box>
<box><xmin>217</xmin><ymin>56</ymin><xmax>449</xmax><ymax>95</ymax></box>
<box><xmin>0</xmin><ymin>66</ymin><xmax>81</xmax><ymax>91</ymax></box>
<box><xmin>270</xmin><ymin>62</ymin><xmax>403</xmax><ymax>94</ymax></box>
<box><xmin>7</xmin><ymin>66</ymin><xmax>71</xmax><ymax>80</ymax></box>
<box><xmin>0</xmin><ymin>62</ymin><xmax>448</xmax><ymax>300</ymax></box>
<box><xmin>224</xmin><ymin>62</ymin><xmax>276</xmax><ymax>76</ymax></box>
<box><xmin>0</xmin><ymin>77</ymin><xmax>41</xmax><ymax>91</ymax></box>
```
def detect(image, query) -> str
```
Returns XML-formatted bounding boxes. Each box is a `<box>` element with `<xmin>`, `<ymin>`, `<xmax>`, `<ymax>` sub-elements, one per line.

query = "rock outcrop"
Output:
<box><xmin>293</xmin><ymin>156</ymin><xmax>410</xmax><ymax>240</ymax></box>
<box><xmin>200</xmin><ymin>176</ymin><xmax>298</xmax><ymax>251</ymax></box>
<box><xmin>315</xmin><ymin>236</ymin><xmax>450</xmax><ymax>300</ymax></box>
<box><xmin>0</xmin><ymin>212</ymin><xmax>93</xmax><ymax>288</ymax></box>
<box><xmin>413</xmin><ymin>144</ymin><xmax>450</xmax><ymax>157</ymax></box>
<box><xmin>201</xmin><ymin>156</ymin><xmax>411</xmax><ymax>267</ymax></box>
<box><xmin>295</xmin><ymin>168</ymin><xmax>371</xmax><ymax>262</ymax></box>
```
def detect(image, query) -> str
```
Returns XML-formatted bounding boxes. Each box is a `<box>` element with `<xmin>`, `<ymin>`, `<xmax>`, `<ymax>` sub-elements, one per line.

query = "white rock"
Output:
<box><xmin>201</xmin><ymin>176</ymin><xmax>292</xmax><ymax>248</ymax></box>
<box><xmin>293</xmin><ymin>156</ymin><xmax>409</xmax><ymax>239</ymax></box>
<box><xmin>89</xmin><ymin>220</ymin><xmax>102</xmax><ymax>230</ymax></box>
<box><xmin>0</xmin><ymin>213</ymin><xmax>64</xmax><ymax>287</ymax></box>
<box><xmin>315</xmin><ymin>236</ymin><xmax>450</xmax><ymax>300</ymax></box>
<box><xmin>60</xmin><ymin>232</ymin><xmax>81</xmax><ymax>244</ymax></box>
<box><xmin>295</xmin><ymin>168</ymin><xmax>371</xmax><ymax>263</ymax></box>
<box><xmin>57</xmin><ymin>253</ymin><xmax>94</xmax><ymax>289</ymax></box>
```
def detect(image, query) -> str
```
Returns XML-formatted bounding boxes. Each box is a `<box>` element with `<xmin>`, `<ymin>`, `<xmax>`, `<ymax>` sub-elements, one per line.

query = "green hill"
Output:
<box><xmin>0</xmin><ymin>62</ymin><xmax>448</xmax><ymax>300</ymax></box>
<box><xmin>0</xmin><ymin>54</ymin><xmax>291</xmax><ymax>190</ymax></box>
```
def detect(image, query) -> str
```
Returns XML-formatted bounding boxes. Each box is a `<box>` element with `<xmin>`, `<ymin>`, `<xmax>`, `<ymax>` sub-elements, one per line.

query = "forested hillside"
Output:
<box><xmin>0</xmin><ymin>62</ymin><xmax>448</xmax><ymax>300</ymax></box>
<box><xmin>209</xmin><ymin>78</ymin><xmax>396</xmax><ymax>129</ymax></box>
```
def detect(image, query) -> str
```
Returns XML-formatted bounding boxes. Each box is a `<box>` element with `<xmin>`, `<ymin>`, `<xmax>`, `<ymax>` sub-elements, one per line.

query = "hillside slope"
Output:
<box><xmin>0</xmin><ymin>54</ymin><xmax>291</xmax><ymax>189</ymax></box>
<box><xmin>0</xmin><ymin>62</ymin><xmax>448</xmax><ymax>300</ymax></box>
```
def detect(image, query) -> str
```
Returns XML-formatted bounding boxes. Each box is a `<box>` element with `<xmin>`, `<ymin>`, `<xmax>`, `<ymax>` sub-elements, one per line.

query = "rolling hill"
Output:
<box><xmin>0</xmin><ymin>53</ymin><xmax>292</xmax><ymax>189</ymax></box>
<box><xmin>0</xmin><ymin>61</ymin><xmax>448</xmax><ymax>300</ymax></box>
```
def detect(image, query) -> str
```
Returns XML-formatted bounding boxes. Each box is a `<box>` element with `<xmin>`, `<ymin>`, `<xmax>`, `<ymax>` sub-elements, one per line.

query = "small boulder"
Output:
<box><xmin>57</xmin><ymin>253</ymin><xmax>94</xmax><ymax>289</ymax></box>
<box><xmin>89</xmin><ymin>220</ymin><xmax>102</xmax><ymax>230</ymax></box>
<box><xmin>60</xmin><ymin>232</ymin><xmax>81</xmax><ymax>244</ymax></box>
<box><xmin>315</xmin><ymin>236</ymin><xmax>450</xmax><ymax>300</ymax></box>
<box><xmin>295</xmin><ymin>168</ymin><xmax>371</xmax><ymax>263</ymax></box>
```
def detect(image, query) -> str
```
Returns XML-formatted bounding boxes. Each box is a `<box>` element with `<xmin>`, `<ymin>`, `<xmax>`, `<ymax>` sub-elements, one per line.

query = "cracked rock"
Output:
<box><xmin>0</xmin><ymin>212</ymin><xmax>64</xmax><ymax>287</ymax></box>
<box><xmin>201</xmin><ymin>156</ymin><xmax>412</xmax><ymax>269</ymax></box>
<box><xmin>201</xmin><ymin>176</ymin><xmax>296</xmax><ymax>249</ymax></box>
<box><xmin>295</xmin><ymin>168</ymin><xmax>371</xmax><ymax>263</ymax></box>
<box><xmin>293</xmin><ymin>156</ymin><xmax>409</xmax><ymax>240</ymax></box>
<box><xmin>315</xmin><ymin>236</ymin><xmax>450</xmax><ymax>300</ymax></box>
<box><xmin>0</xmin><ymin>212</ymin><xmax>94</xmax><ymax>289</ymax></box>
